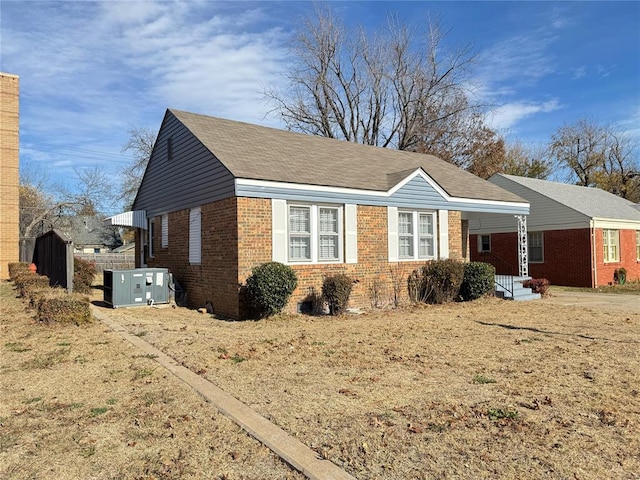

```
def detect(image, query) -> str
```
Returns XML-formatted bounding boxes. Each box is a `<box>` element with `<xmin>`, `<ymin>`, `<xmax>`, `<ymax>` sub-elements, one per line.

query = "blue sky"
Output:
<box><xmin>1</xmin><ymin>1</ymin><xmax>639</xmax><ymax>213</ymax></box>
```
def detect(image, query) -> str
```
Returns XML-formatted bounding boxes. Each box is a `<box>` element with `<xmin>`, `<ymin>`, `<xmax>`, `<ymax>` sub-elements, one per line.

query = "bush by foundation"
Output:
<box><xmin>460</xmin><ymin>262</ymin><xmax>496</xmax><ymax>301</ymax></box>
<box><xmin>523</xmin><ymin>278</ymin><xmax>550</xmax><ymax>296</ymax></box>
<box><xmin>245</xmin><ymin>262</ymin><xmax>298</xmax><ymax>318</ymax></box>
<box><xmin>8</xmin><ymin>262</ymin><xmax>31</xmax><ymax>281</ymax></box>
<box><xmin>36</xmin><ymin>290</ymin><xmax>92</xmax><ymax>325</ymax></box>
<box><xmin>322</xmin><ymin>274</ymin><xmax>353</xmax><ymax>315</ymax></box>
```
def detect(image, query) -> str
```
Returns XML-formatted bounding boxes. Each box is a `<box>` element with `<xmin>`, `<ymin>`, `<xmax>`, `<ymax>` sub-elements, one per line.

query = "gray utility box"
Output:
<box><xmin>104</xmin><ymin>268</ymin><xmax>170</xmax><ymax>308</ymax></box>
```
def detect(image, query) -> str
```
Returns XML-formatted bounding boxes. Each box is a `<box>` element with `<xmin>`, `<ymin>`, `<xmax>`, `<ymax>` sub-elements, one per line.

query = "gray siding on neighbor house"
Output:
<box><xmin>237</xmin><ymin>175</ymin><xmax>530</xmax><ymax>214</ymax></box>
<box><xmin>468</xmin><ymin>175</ymin><xmax>591</xmax><ymax>234</ymax></box>
<box><xmin>133</xmin><ymin>111</ymin><xmax>235</xmax><ymax>217</ymax></box>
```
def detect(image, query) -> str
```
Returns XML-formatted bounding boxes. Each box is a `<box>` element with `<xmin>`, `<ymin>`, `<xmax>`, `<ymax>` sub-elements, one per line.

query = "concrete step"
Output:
<box><xmin>495</xmin><ymin>276</ymin><xmax>541</xmax><ymax>301</ymax></box>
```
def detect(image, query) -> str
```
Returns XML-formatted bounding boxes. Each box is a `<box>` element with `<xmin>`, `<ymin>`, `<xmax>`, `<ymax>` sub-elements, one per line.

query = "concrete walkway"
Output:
<box><xmin>544</xmin><ymin>291</ymin><xmax>639</xmax><ymax>313</ymax></box>
<box><xmin>92</xmin><ymin>307</ymin><xmax>356</xmax><ymax>480</ymax></box>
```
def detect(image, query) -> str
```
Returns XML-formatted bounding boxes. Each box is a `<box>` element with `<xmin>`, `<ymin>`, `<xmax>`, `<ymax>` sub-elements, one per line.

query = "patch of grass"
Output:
<box><xmin>56</xmin><ymin>341</ymin><xmax>71</xmax><ymax>347</ymax></box>
<box><xmin>5</xmin><ymin>342</ymin><xmax>30</xmax><ymax>353</ymax></box>
<box><xmin>230</xmin><ymin>354</ymin><xmax>246</xmax><ymax>364</ymax></box>
<box><xmin>132</xmin><ymin>368</ymin><xmax>155</xmax><ymax>381</ymax></box>
<box><xmin>20</xmin><ymin>348</ymin><xmax>69</xmax><ymax>369</ymax></box>
<box><xmin>90</xmin><ymin>407</ymin><xmax>109</xmax><ymax>417</ymax></box>
<box><xmin>552</xmin><ymin>282</ymin><xmax>640</xmax><ymax>295</ymax></box>
<box><xmin>106</xmin><ymin>398</ymin><xmax>118</xmax><ymax>405</ymax></box>
<box><xmin>24</xmin><ymin>396</ymin><xmax>43</xmax><ymax>404</ymax></box>
<box><xmin>473</xmin><ymin>374</ymin><xmax>496</xmax><ymax>384</ymax></box>
<box><xmin>487</xmin><ymin>407</ymin><xmax>519</xmax><ymax>421</ymax></box>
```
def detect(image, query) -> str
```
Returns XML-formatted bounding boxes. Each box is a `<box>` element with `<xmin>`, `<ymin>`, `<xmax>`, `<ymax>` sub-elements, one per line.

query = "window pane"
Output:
<box><xmin>419</xmin><ymin>214</ymin><xmax>433</xmax><ymax>235</ymax></box>
<box><xmin>419</xmin><ymin>237</ymin><xmax>433</xmax><ymax>258</ymax></box>
<box><xmin>319</xmin><ymin>208</ymin><xmax>338</xmax><ymax>234</ymax></box>
<box><xmin>528</xmin><ymin>232</ymin><xmax>543</xmax><ymax>262</ymax></box>
<box><xmin>290</xmin><ymin>207</ymin><xmax>310</xmax><ymax>233</ymax></box>
<box><xmin>290</xmin><ymin>236</ymin><xmax>311</xmax><ymax>260</ymax></box>
<box><xmin>319</xmin><ymin>235</ymin><xmax>338</xmax><ymax>260</ymax></box>
<box><xmin>399</xmin><ymin>236</ymin><xmax>413</xmax><ymax>258</ymax></box>
<box><xmin>399</xmin><ymin>212</ymin><xmax>413</xmax><ymax>234</ymax></box>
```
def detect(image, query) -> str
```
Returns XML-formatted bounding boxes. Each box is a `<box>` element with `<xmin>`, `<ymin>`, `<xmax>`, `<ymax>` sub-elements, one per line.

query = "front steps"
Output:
<box><xmin>495</xmin><ymin>276</ymin><xmax>541</xmax><ymax>301</ymax></box>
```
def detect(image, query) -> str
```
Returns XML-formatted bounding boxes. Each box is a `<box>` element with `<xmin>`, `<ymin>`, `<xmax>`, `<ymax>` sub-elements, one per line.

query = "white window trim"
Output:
<box><xmin>477</xmin><ymin>234</ymin><xmax>491</xmax><ymax>253</ymax></box>
<box><xmin>603</xmin><ymin>229</ymin><xmax>620</xmax><ymax>263</ymax></box>
<box><xmin>636</xmin><ymin>230</ymin><xmax>640</xmax><ymax>261</ymax></box>
<box><xmin>287</xmin><ymin>203</ymin><xmax>344</xmax><ymax>264</ymax></box>
<box><xmin>528</xmin><ymin>231</ymin><xmax>544</xmax><ymax>263</ymax></box>
<box><xmin>394</xmin><ymin>209</ymin><xmax>438</xmax><ymax>262</ymax></box>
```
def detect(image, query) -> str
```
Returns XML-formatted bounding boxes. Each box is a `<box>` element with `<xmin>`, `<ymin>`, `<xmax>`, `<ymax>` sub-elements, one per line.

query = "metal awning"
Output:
<box><xmin>103</xmin><ymin>210</ymin><xmax>147</xmax><ymax>229</ymax></box>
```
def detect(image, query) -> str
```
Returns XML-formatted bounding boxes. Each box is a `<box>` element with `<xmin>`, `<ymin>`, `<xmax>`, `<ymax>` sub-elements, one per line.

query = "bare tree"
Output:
<box><xmin>121</xmin><ymin>127</ymin><xmax>156</xmax><ymax>209</ymax></box>
<box><xmin>266</xmin><ymin>5</ymin><xmax>493</xmax><ymax>165</ymax></box>
<box><xmin>502</xmin><ymin>141</ymin><xmax>552</xmax><ymax>179</ymax></box>
<box><xmin>549</xmin><ymin>118</ymin><xmax>608</xmax><ymax>186</ymax></box>
<box><xmin>548</xmin><ymin>118</ymin><xmax>639</xmax><ymax>199</ymax></box>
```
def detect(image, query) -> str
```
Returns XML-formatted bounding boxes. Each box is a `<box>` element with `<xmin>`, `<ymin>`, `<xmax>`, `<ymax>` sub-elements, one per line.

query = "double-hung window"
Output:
<box><xmin>528</xmin><ymin>232</ymin><xmax>543</xmax><ymax>263</ymax></box>
<box><xmin>603</xmin><ymin>229</ymin><xmax>619</xmax><ymax>263</ymax></box>
<box><xmin>288</xmin><ymin>204</ymin><xmax>342</xmax><ymax>263</ymax></box>
<box><xmin>636</xmin><ymin>231</ymin><xmax>640</xmax><ymax>261</ymax></box>
<box><xmin>397</xmin><ymin>210</ymin><xmax>437</xmax><ymax>261</ymax></box>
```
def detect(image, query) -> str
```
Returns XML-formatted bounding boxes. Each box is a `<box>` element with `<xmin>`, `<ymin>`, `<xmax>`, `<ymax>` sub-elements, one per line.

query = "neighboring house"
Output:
<box><xmin>59</xmin><ymin>215</ymin><xmax>122</xmax><ymax>254</ymax></box>
<box><xmin>107</xmin><ymin>109</ymin><xmax>530</xmax><ymax>318</ymax></box>
<box><xmin>469</xmin><ymin>174</ymin><xmax>640</xmax><ymax>288</ymax></box>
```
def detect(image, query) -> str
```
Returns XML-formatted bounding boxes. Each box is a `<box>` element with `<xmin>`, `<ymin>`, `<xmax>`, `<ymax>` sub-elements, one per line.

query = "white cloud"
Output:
<box><xmin>487</xmin><ymin>99</ymin><xmax>561</xmax><ymax>131</ymax></box>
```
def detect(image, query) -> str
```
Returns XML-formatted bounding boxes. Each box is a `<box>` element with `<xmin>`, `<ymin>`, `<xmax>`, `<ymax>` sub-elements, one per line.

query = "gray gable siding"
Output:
<box><xmin>237</xmin><ymin>175</ymin><xmax>529</xmax><ymax>214</ymax></box>
<box><xmin>133</xmin><ymin>111</ymin><xmax>235</xmax><ymax>217</ymax></box>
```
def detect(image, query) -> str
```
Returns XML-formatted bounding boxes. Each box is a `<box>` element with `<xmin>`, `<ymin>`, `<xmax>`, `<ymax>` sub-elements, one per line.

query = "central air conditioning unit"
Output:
<box><xmin>103</xmin><ymin>268</ymin><xmax>170</xmax><ymax>308</ymax></box>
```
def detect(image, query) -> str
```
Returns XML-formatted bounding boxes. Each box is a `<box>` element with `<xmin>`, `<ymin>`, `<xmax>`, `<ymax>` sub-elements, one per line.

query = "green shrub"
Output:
<box><xmin>614</xmin><ymin>268</ymin><xmax>627</xmax><ymax>285</ymax></box>
<box><xmin>74</xmin><ymin>257</ymin><xmax>97</xmax><ymax>294</ymax></box>
<box><xmin>36</xmin><ymin>290</ymin><xmax>92</xmax><ymax>325</ymax></box>
<box><xmin>8</xmin><ymin>262</ymin><xmax>30</xmax><ymax>280</ymax></box>
<box><xmin>522</xmin><ymin>278</ymin><xmax>550</xmax><ymax>296</ymax></box>
<box><xmin>460</xmin><ymin>262</ymin><xmax>496</xmax><ymax>301</ymax></box>
<box><xmin>322</xmin><ymin>274</ymin><xmax>353</xmax><ymax>315</ymax></box>
<box><xmin>420</xmin><ymin>259</ymin><xmax>465</xmax><ymax>304</ymax></box>
<box><xmin>245</xmin><ymin>262</ymin><xmax>298</xmax><ymax>318</ymax></box>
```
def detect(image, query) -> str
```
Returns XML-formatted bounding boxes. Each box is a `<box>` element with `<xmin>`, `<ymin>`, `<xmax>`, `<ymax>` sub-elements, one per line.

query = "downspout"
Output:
<box><xmin>590</xmin><ymin>219</ymin><xmax>597</xmax><ymax>288</ymax></box>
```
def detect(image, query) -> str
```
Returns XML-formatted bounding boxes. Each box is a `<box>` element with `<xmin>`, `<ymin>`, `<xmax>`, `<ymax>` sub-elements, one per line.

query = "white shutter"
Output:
<box><xmin>345</xmin><ymin>204</ymin><xmax>358</xmax><ymax>264</ymax></box>
<box><xmin>388</xmin><ymin>206</ymin><xmax>398</xmax><ymax>262</ymax></box>
<box><xmin>189</xmin><ymin>207</ymin><xmax>201</xmax><ymax>264</ymax></box>
<box><xmin>438</xmin><ymin>210</ymin><xmax>449</xmax><ymax>259</ymax></box>
<box><xmin>161</xmin><ymin>214</ymin><xmax>168</xmax><ymax>248</ymax></box>
<box><xmin>272</xmin><ymin>199</ymin><xmax>287</xmax><ymax>262</ymax></box>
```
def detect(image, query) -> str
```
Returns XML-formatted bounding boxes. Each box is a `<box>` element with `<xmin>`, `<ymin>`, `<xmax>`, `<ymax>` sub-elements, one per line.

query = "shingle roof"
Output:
<box><xmin>170</xmin><ymin>109</ymin><xmax>526</xmax><ymax>204</ymax></box>
<box><xmin>496</xmin><ymin>174</ymin><xmax>640</xmax><ymax>221</ymax></box>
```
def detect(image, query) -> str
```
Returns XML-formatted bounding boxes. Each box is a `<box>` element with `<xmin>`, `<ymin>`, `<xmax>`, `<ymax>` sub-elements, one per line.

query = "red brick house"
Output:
<box><xmin>469</xmin><ymin>174</ymin><xmax>640</xmax><ymax>288</ymax></box>
<box><xmin>107</xmin><ymin>109</ymin><xmax>530</xmax><ymax>318</ymax></box>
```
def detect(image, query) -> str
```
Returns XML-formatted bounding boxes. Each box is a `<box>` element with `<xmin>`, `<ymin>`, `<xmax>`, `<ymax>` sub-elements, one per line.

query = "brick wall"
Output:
<box><xmin>594</xmin><ymin>228</ymin><xmax>640</xmax><ymax>286</ymax></box>
<box><xmin>470</xmin><ymin>227</ymin><xmax>640</xmax><ymax>288</ymax></box>
<box><xmin>141</xmin><ymin>198</ymin><xmax>467</xmax><ymax>318</ymax></box>
<box><xmin>238</xmin><ymin>201</ymin><xmax>465</xmax><ymax>316</ymax></box>
<box><xmin>0</xmin><ymin>73</ymin><xmax>20</xmax><ymax>279</ymax></box>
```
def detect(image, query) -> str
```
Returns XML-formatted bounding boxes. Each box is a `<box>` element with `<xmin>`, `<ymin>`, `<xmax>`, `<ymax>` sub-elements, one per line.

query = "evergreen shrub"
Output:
<box><xmin>460</xmin><ymin>262</ymin><xmax>496</xmax><ymax>301</ymax></box>
<box><xmin>245</xmin><ymin>262</ymin><xmax>298</xmax><ymax>318</ymax></box>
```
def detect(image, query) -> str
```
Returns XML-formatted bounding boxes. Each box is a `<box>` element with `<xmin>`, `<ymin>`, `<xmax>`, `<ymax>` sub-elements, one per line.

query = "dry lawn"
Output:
<box><xmin>2</xmin><ymin>279</ymin><xmax>640</xmax><ymax>480</ymax></box>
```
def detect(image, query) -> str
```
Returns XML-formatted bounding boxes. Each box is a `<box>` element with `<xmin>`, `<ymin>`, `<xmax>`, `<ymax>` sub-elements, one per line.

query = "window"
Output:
<box><xmin>161</xmin><ymin>214</ymin><xmax>168</xmax><ymax>248</ymax></box>
<box><xmin>636</xmin><ymin>231</ymin><xmax>640</xmax><ymax>261</ymax></box>
<box><xmin>189</xmin><ymin>207</ymin><xmax>201</xmax><ymax>264</ymax></box>
<box><xmin>528</xmin><ymin>232</ymin><xmax>544</xmax><ymax>263</ymax></box>
<box><xmin>603</xmin><ymin>229</ymin><xmax>619</xmax><ymax>263</ymax></box>
<box><xmin>318</xmin><ymin>207</ymin><xmax>339</xmax><ymax>261</ymax></box>
<box><xmin>289</xmin><ymin>206</ymin><xmax>311</xmax><ymax>261</ymax></box>
<box><xmin>287</xmin><ymin>204</ymin><xmax>342</xmax><ymax>263</ymax></box>
<box><xmin>397</xmin><ymin>210</ymin><xmax>437</xmax><ymax>261</ymax></box>
<box><xmin>478</xmin><ymin>234</ymin><xmax>491</xmax><ymax>253</ymax></box>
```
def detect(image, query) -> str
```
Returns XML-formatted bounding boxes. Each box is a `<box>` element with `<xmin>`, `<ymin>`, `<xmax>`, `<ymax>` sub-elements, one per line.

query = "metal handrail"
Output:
<box><xmin>480</xmin><ymin>252</ymin><xmax>516</xmax><ymax>297</ymax></box>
